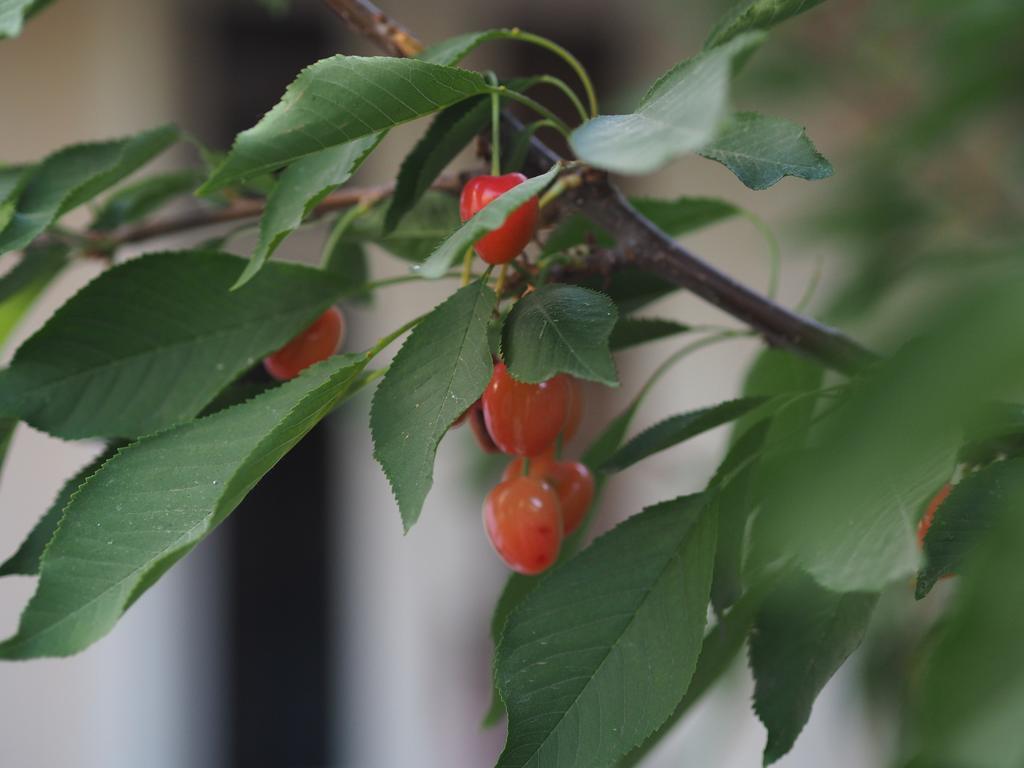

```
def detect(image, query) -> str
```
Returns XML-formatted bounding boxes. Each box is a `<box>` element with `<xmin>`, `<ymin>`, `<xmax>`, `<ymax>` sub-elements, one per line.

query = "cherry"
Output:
<box><xmin>483</xmin><ymin>476</ymin><xmax>563</xmax><ymax>575</ymax></box>
<box><xmin>504</xmin><ymin>453</ymin><xmax>594</xmax><ymax>535</ymax></box>
<box><xmin>263</xmin><ymin>306</ymin><xmax>345</xmax><ymax>381</ymax></box>
<box><xmin>917</xmin><ymin>483</ymin><xmax>953</xmax><ymax>546</ymax></box>
<box><xmin>482</xmin><ymin>363</ymin><xmax>570</xmax><ymax>457</ymax></box>
<box><xmin>459</xmin><ymin>173</ymin><xmax>539</xmax><ymax>265</ymax></box>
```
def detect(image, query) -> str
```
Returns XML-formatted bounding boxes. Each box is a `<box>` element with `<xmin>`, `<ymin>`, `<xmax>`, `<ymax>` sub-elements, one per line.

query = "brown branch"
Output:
<box><xmin>325</xmin><ymin>0</ymin><xmax>877</xmax><ymax>373</ymax></box>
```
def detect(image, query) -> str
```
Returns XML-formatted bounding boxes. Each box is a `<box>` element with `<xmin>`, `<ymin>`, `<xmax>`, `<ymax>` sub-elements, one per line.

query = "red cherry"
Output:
<box><xmin>483</xmin><ymin>476</ymin><xmax>563</xmax><ymax>575</ymax></box>
<box><xmin>482</xmin><ymin>363</ymin><xmax>570</xmax><ymax>457</ymax></box>
<box><xmin>917</xmin><ymin>483</ymin><xmax>953</xmax><ymax>546</ymax></box>
<box><xmin>263</xmin><ymin>306</ymin><xmax>345</xmax><ymax>381</ymax></box>
<box><xmin>561</xmin><ymin>376</ymin><xmax>584</xmax><ymax>442</ymax></box>
<box><xmin>504</xmin><ymin>454</ymin><xmax>594</xmax><ymax>535</ymax></box>
<box><xmin>459</xmin><ymin>173</ymin><xmax>539</xmax><ymax>265</ymax></box>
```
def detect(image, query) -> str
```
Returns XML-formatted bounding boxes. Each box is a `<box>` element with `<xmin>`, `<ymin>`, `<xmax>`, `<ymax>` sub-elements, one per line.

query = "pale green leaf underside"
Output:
<box><xmin>200</xmin><ymin>57</ymin><xmax>489</xmax><ymax>193</ymax></box>
<box><xmin>750</xmin><ymin>571</ymin><xmax>877</xmax><ymax>764</ymax></box>
<box><xmin>705</xmin><ymin>0</ymin><xmax>828</xmax><ymax>49</ymax></box>
<box><xmin>601</xmin><ymin>397</ymin><xmax>769</xmax><ymax>473</ymax></box>
<box><xmin>0</xmin><ymin>0</ymin><xmax>39</xmax><ymax>37</ymax></box>
<box><xmin>502</xmin><ymin>283</ymin><xmax>619</xmax><ymax>386</ymax></box>
<box><xmin>234</xmin><ymin>133</ymin><xmax>383</xmax><ymax>288</ymax></box>
<box><xmin>370</xmin><ymin>279</ymin><xmax>496</xmax><ymax>530</ymax></box>
<box><xmin>0</xmin><ymin>124</ymin><xmax>178</xmax><ymax>255</ymax></box>
<box><xmin>496</xmin><ymin>495</ymin><xmax>717</xmax><ymax>768</ymax></box>
<box><xmin>0</xmin><ymin>250</ymin><xmax>344</xmax><ymax>439</ymax></box>
<box><xmin>417</xmin><ymin>163</ymin><xmax>560</xmax><ymax>278</ymax></box>
<box><xmin>0</xmin><ymin>354</ymin><xmax>368</xmax><ymax>659</ymax></box>
<box><xmin>569</xmin><ymin>33</ymin><xmax>764</xmax><ymax>175</ymax></box>
<box><xmin>700</xmin><ymin>111</ymin><xmax>833</xmax><ymax>190</ymax></box>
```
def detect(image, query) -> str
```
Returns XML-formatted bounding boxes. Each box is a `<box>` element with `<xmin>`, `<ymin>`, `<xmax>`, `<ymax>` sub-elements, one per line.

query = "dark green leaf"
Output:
<box><xmin>0</xmin><ymin>250</ymin><xmax>344</xmax><ymax>439</ymax></box>
<box><xmin>233</xmin><ymin>133</ymin><xmax>383</xmax><ymax>288</ymax></box>
<box><xmin>569</xmin><ymin>33</ymin><xmax>764</xmax><ymax>175</ymax></box>
<box><xmin>0</xmin><ymin>242</ymin><xmax>68</xmax><ymax>347</ymax></box>
<box><xmin>0</xmin><ymin>447</ymin><xmax>117</xmax><ymax>577</ymax></box>
<box><xmin>200</xmin><ymin>58</ymin><xmax>490</xmax><ymax>193</ymax></box>
<box><xmin>90</xmin><ymin>171</ymin><xmax>199</xmax><ymax>231</ymax></box>
<box><xmin>539</xmin><ymin>213</ymin><xmax>614</xmax><ymax>257</ymax></box>
<box><xmin>699</xmin><ymin>112</ymin><xmax>833</xmax><ymax>190</ymax></box>
<box><xmin>601</xmin><ymin>397</ymin><xmax>768</xmax><ymax>473</ymax></box>
<box><xmin>914</xmin><ymin>497</ymin><xmax>1024</xmax><ymax>768</ymax></box>
<box><xmin>0</xmin><ymin>125</ymin><xmax>178</xmax><ymax>255</ymax></box>
<box><xmin>750</xmin><ymin>570</ymin><xmax>878</xmax><ymax>764</ymax></box>
<box><xmin>608</xmin><ymin>317</ymin><xmax>689</xmax><ymax>351</ymax></box>
<box><xmin>631</xmin><ymin>196</ymin><xmax>740</xmax><ymax>235</ymax></box>
<box><xmin>342</xmin><ymin>191</ymin><xmax>460</xmax><ymax>263</ymax></box>
<box><xmin>916</xmin><ymin>459</ymin><xmax>1023</xmax><ymax>599</ymax></box>
<box><xmin>0</xmin><ymin>354</ymin><xmax>369</xmax><ymax>659</ymax></box>
<box><xmin>370</xmin><ymin>279</ymin><xmax>496</xmax><ymax>530</ymax></box>
<box><xmin>418</xmin><ymin>164</ymin><xmax>560</xmax><ymax>278</ymax></box>
<box><xmin>705</xmin><ymin>0</ymin><xmax>828</xmax><ymax>49</ymax></box>
<box><xmin>502</xmin><ymin>283</ymin><xmax>618</xmax><ymax>385</ymax></box>
<box><xmin>496</xmin><ymin>495</ymin><xmax>717</xmax><ymax>768</ymax></box>
<box><xmin>385</xmin><ymin>97</ymin><xmax>490</xmax><ymax>233</ymax></box>
<box><xmin>323</xmin><ymin>233</ymin><xmax>370</xmax><ymax>303</ymax></box>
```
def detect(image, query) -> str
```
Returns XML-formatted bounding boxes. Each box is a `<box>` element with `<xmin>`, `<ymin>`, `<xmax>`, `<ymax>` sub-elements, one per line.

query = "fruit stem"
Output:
<box><xmin>739</xmin><ymin>209</ymin><xmax>781</xmax><ymax>301</ymax></box>
<box><xmin>321</xmin><ymin>198</ymin><xmax>373</xmax><ymax>270</ymax></box>
<box><xmin>492</xmin><ymin>88</ymin><xmax>572</xmax><ymax>138</ymax></box>
<box><xmin>538</xmin><ymin>174</ymin><xmax>581</xmax><ymax>209</ymax></box>
<box><xmin>460</xmin><ymin>247</ymin><xmax>475</xmax><ymax>287</ymax></box>
<box><xmin>486</xmin><ymin>72</ymin><xmax>503</xmax><ymax>175</ymax></box>
<box><xmin>508</xmin><ymin>28</ymin><xmax>599</xmax><ymax>118</ymax></box>
<box><xmin>532</xmin><ymin>74</ymin><xmax>589</xmax><ymax>123</ymax></box>
<box><xmin>522</xmin><ymin>457</ymin><xmax>532</xmax><ymax>476</ymax></box>
<box><xmin>494</xmin><ymin>263</ymin><xmax>509</xmax><ymax>297</ymax></box>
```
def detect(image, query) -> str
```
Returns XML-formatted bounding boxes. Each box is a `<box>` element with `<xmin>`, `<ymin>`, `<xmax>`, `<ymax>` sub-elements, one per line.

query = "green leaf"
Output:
<box><xmin>417</xmin><ymin>28</ymin><xmax>512</xmax><ymax>66</ymax></box>
<box><xmin>385</xmin><ymin>97</ymin><xmax>490</xmax><ymax>233</ymax></box>
<box><xmin>600</xmin><ymin>397</ymin><xmax>769</xmax><ymax>473</ymax></box>
<box><xmin>913</xmin><ymin>499</ymin><xmax>1024</xmax><ymax>768</ymax></box>
<box><xmin>370</xmin><ymin>279</ymin><xmax>496</xmax><ymax>531</ymax></box>
<box><xmin>0</xmin><ymin>354</ymin><xmax>369</xmax><ymax>659</ymax></box>
<box><xmin>699</xmin><ymin>112</ymin><xmax>833</xmax><ymax>190</ymax></box>
<box><xmin>418</xmin><ymin>164</ymin><xmax>560</xmax><ymax>278</ymax></box>
<box><xmin>608</xmin><ymin>317</ymin><xmax>690</xmax><ymax>351</ymax></box>
<box><xmin>90</xmin><ymin>170</ymin><xmax>199</xmax><ymax>231</ymax></box>
<box><xmin>630</xmin><ymin>196</ymin><xmax>740</xmax><ymax>235</ymax></box>
<box><xmin>0</xmin><ymin>125</ymin><xmax>178</xmax><ymax>255</ymax></box>
<box><xmin>750</xmin><ymin>570</ymin><xmax>878</xmax><ymax>764</ymax></box>
<box><xmin>200</xmin><ymin>57</ymin><xmax>490</xmax><ymax>194</ymax></box>
<box><xmin>323</xmin><ymin>225</ymin><xmax>371</xmax><ymax>303</ymax></box>
<box><xmin>0</xmin><ymin>447</ymin><xmax>117</xmax><ymax>577</ymax></box>
<box><xmin>916</xmin><ymin>459</ymin><xmax>1023</xmax><ymax>599</ymax></box>
<box><xmin>0</xmin><ymin>250</ymin><xmax>345</xmax><ymax>439</ymax></box>
<box><xmin>502</xmin><ymin>284</ymin><xmax>618</xmax><ymax>386</ymax></box>
<box><xmin>705</xmin><ymin>0</ymin><xmax>828</xmax><ymax>49</ymax></box>
<box><xmin>0</xmin><ymin>0</ymin><xmax>50</xmax><ymax>38</ymax></box>
<box><xmin>234</xmin><ymin>134</ymin><xmax>383</xmax><ymax>289</ymax></box>
<box><xmin>0</xmin><ymin>242</ymin><xmax>68</xmax><ymax>348</ymax></box>
<box><xmin>569</xmin><ymin>33</ymin><xmax>764</xmax><ymax>175</ymax></box>
<box><xmin>341</xmin><ymin>190</ymin><xmax>460</xmax><ymax>263</ymax></box>
<box><xmin>496</xmin><ymin>495</ymin><xmax>717</xmax><ymax>768</ymax></box>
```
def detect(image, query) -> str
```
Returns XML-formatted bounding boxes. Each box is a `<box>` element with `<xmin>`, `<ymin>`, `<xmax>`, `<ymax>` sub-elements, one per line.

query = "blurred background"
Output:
<box><xmin>0</xmin><ymin>0</ymin><xmax>1020</xmax><ymax>765</ymax></box>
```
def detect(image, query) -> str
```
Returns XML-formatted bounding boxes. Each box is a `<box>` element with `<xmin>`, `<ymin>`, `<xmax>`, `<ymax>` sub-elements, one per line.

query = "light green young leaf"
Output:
<box><xmin>569</xmin><ymin>33</ymin><xmax>764</xmax><ymax>175</ymax></box>
<box><xmin>233</xmin><ymin>133</ymin><xmax>383</xmax><ymax>288</ymax></box>
<box><xmin>370</xmin><ymin>279</ymin><xmax>496</xmax><ymax>530</ymax></box>
<box><xmin>608</xmin><ymin>317</ymin><xmax>690</xmax><ymax>351</ymax></box>
<box><xmin>496</xmin><ymin>495</ymin><xmax>717</xmax><ymax>768</ymax></box>
<box><xmin>0</xmin><ymin>242</ymin><xmax>68</xmax><ymax>349</ymax></box>
<box><xmin>0</xmin><ymin>125</ymin><xmax>178</xmax><ymax>255</ymax></box>
<box><xmin>700</xmin><ymin>112</ymin><xmax>833</xmax><ymax>190</ymax></box>
<box><xmin>0</xmin><ymin>354</ymin><xmax>369</xmax><ymax>659</ymax></box>
<box><xmin>705</xmin><ymin>0</ymin><xmax>829</xmax><ymax>49</ymax></box>
<box><xmin>600</xmin><ymin>397</ymin><xmax>769</xmax><ymax>473</ymax></box>
<box><xmin>200</xmin><ymin>57</ymin><xmax>489</xmax><ymax>194</ymax></box>
<box><xmin>0</xmin><ymin>446</ymin><xmax>116</xmax><ymax>577</ymax></box>
<box><xmin>0</xmin><ymin>250</ymin><xmax>344</xmax><ymax>439</ymax></box>
<box><xmin>90</xmin><ymin>170</ymin><xmax>199</xmax><ymax>231</ymax></box>
<box><xmin>750</xmin><ymin>570</ymin><xmax>878</xmax><ymax>764</ymax></box>
<box><xmin>417</xmin><ymin>164</ymin><xmax>560</xmax><ymax>278</ymax></box>
<box><xmin>385</xmin><ymin>97</ymin><xmax>490</xmax><ymax>233</ymax></box>
<box><xmin>502</xmin><ymin>283</ymin><xmax>619</xmax><ymax>386</ymax></box>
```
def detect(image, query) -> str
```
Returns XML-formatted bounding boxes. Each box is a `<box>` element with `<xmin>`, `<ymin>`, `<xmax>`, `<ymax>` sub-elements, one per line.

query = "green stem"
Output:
<box><xmin>490</xmin><ymin>87</ymin><xmax>573</xmax><ymax>138</ymax></box>
<box><xmin>367</xmin><ymin>312</ymin><xmax>429</xmax><ymax>359</ymax></box>
<box><xmin>506</xmin><ymin>119</ymin><xmax>565</xmax><ymax>171</ymax></box>
<box><xmin>507</xmin><ymin>29</ymin><xmax>599</xmax><ymax>117</ymax></box>
<box><xmin>740</xmin><ymin>210</ymin><xmax>781</xmax><ymax>301</ymax></box>
<box><xmin>796</xmin><ymin>252</ymin><xmax>825</xmax><ymax>313</ymax></box>
<box><xmin>460</xmin><ymin>247</ymin><xmax>475</xmax><ymax>286</ymax></box>
<box><xmin>322</xmin><ymin>199</ymin><xmax>373</xmax><ymax>270</ymax></box>
<box><xmin>486</xmin><ymin>72</ymin><xmax>502</xmax><ymax>175</ymax></box>
<box><xmin>531</xmin><ymin>74</ymin><xmax>589</xmax><ymax>123</ymax></box>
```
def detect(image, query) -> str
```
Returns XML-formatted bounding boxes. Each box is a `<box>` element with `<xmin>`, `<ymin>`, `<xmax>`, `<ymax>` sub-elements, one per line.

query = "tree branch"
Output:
<box><xmin>323</xmin><ymin>0</ymin><xmax>877</xmax><ymax>374</ymax></box>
